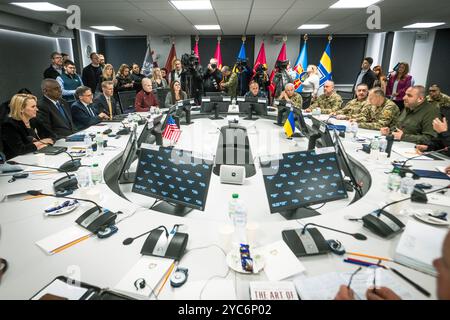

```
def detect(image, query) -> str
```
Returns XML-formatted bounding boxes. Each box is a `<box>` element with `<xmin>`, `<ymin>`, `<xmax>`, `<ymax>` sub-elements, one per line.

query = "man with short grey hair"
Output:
<box><xmin>308</xmin><ymin>80</ymin><xmax>343</xmax><ymax>114</ymax></box>
<box><xmin>380</xmin><ymin>85</ymin><xmax>440</xmax><ymax>144</ymax></box>
<box><xmin>278</xmin><ymin>83</ymin><xmax>303</xmax><ymax>109</ymax></box>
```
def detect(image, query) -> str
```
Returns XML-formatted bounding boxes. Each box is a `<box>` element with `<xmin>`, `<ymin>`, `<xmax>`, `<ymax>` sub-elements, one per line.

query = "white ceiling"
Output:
<box><xmin>0</xmin><ymin>0</ymin><xmax>448</xmax><ymax>36</ymax></box>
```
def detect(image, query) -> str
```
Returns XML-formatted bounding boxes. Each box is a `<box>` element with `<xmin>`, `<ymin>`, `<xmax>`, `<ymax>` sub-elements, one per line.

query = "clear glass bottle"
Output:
<box><xmin>400</xmin><ymin>173</ymin><xmax>415</xmax><ymax>195</ymax></box>
<box><xmin>91</xmin><ymin>163</ymin><xmax>102</xmax><ymax>185</ymax></box>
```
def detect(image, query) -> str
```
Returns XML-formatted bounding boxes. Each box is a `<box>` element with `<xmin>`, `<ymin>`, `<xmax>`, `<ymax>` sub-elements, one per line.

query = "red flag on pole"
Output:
<box><xmin>269</xmin><ymin>41</ymin><xmax>287</xmax><ymax>97</ymax></box>
<box><xmin>164</xmin><ymin>43</ymin><xmax>177</xmax><ymax>72</ymax></box>
<box><xmin>214</xmin><ymin>37</ymin><xmax>222</xmax><ymax>70</ymax></box>
<box><xmin>253</xmin><ymin>41</ymin><xmax>267</xmax><ymax>74</ymax></box>
<box><xmin>194</xmin><ymin>39</ymin><xmax>201</xmax><ymax>65</ymax></box>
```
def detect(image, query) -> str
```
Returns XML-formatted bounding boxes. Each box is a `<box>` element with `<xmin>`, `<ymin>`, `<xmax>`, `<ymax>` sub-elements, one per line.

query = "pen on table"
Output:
<box><xmin>343</xmin><ymin>258</ymin><xmax>373</xmax><ymax>268</ymax></box>
<box><xmin>389</xmin><ymin>267</ymin><xmax>431</xmax><ymax>297</ymax></box>
<box><xmin>156</xmin><ymin>262</ymin><xmax>176</xmax><ymax>296</ymax></box>
<box><xmin>346</xmin><ymin>257</ymin><xmax>386</xmax><ymax>268</ymax></box>
<box><xmin>346</xmin><ymin>252</ymin><xmax>393</xmax><ymax>262</ymax></box>
<box><xmin>51</xmin><ymin>234</ymin><xmax>92</xmax><ymax>254</ymax></box>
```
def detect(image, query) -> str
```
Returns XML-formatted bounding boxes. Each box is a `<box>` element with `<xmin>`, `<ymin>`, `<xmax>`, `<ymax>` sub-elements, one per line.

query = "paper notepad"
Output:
<box><xmin>31</xmin><ymin>278</ymin><xmax>90</xmax><ymax>300</ymax></box>
<box><xmin>394</xmin><ymin>220</ymin><xmax>448</xmax><ymax>276</ymax></box>
<box><xmin>114</xmin><ymin>256</ymin><xmax>174</xmax><ymax>299</ymax></box>
<box><xmin>256</xmin><ymin>240</ymin><xmax>306</xmax><ymax>281</ymax></box>
<box><xmin>294</xmin><ymin>269</ymin><xmax>414</xmax><ymax>300</ymax></box>
<box><xmin>392</xmin><ymin>148</ymin><xmax>432</xmax><ymax>160</ymax></box>
<box><xmin>35</xmin><ymin>225</ymin><xmax>92</xmax><ymax>255</ymax></box>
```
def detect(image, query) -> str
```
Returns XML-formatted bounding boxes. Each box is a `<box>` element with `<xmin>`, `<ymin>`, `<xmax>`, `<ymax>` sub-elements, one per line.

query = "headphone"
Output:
<box><xmin>327</xmin><ymin>239</ymin><xmax>346</xmax><ymax>255</ymax></box>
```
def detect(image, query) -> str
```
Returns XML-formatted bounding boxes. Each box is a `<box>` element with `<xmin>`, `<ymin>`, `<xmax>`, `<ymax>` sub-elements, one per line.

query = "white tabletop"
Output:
<box><xmin>0</xmin><ymin>113</ymin><xmax>449</xmax><ymax>300</ymax></box>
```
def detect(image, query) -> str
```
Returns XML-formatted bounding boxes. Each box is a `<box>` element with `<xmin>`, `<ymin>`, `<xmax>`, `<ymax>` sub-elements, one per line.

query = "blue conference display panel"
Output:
<box><xmin>260</xmin><ymin>150</ymin><xmax>348</xmax><ymax>213</ymax></box>
<box><xmin>132</xmin><ymin>146</ymin><xmax>213</xmax><ymax>211</ymax></box>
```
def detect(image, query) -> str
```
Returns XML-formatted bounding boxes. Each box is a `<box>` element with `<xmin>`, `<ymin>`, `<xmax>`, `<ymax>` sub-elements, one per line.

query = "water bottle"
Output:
<box><xmin>371</xmin><ymin>136</ymin><xmax>380</xmax><ymax>159</ymax></box>
<box><xmin>379</xmin><ymin>136</ymin><xmax>388</xmax><ymax>153</ymax></box>
<box><xmin>387</xmin><ymin>168</ymin><xmax>402</xmax><ymax>192</ymax></box>
<box><xmin>77</xmin><ymin>167</ymin><xmax>92</xmax><ymax>188</ymax></box>
<box><xmin>229</xmin><ymin>194</ymin><xmax>247</xmax><ymax>243</ymax></box>
<box><xmin>91</xmin><ymin>163</ymin><xmax>102</xmax><ymax>185</ymax></box>
<box><xmin>351</xmin><ymin>122</ymin><xmax>359</xmax><ymax>140</ymax></box>
<box><xmin>400</xmin><ymin>173</ymin><xmax>415</xmax><ymax>195</ymax></box>
<box><xmin>95</xmin><ymin>132</ymin><xmax>104</xmax><ymax>155</ymax></box>
<box><xmin>84</xmin><ymin>134</ymin><xmax>92</xmax><ymax>157</ymax></box>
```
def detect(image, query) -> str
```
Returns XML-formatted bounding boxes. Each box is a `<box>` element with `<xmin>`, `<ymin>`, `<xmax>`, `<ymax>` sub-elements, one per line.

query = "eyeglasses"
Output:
<box><xmin>347</xmin><ymin>266</ymin><xmax>362</xmax><ymax>289</ymax></box>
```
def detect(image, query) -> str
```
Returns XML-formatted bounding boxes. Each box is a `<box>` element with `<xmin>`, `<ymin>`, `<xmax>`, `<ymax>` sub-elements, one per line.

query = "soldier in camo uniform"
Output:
<box><xmin>307</xmin><ymin>80</ymin><xmax>343</xmax><ymax>114</ymax></box>
<box><xmin>426</xmin><ymin>84</ymin><xmax>450</xmax><ymax>109</ymax></box>
<box><xmin>335</xmin><ymin>83</ymin><xmax>369</xmax><ymax>120</ymax></box>
<box><xmin>353</xmin><ymin>87</ymin><xmax>400</xmax><ymax>130</ymax></box>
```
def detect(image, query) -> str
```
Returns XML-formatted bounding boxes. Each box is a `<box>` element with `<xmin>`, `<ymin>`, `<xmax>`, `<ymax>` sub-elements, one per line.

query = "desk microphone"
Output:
<box><xmin>302</xmin><ymin>222</ymin><xmax>367</xmax><ymax>240</ymax></box>
<box><xmin>396</xmin><ymin>147</ymin><xmax>448</xmax><ymax>179</ymax></box>
<box><xmin>27</xmin><ymin>190</ymin><xmax>117</xmax><ymax>233</ymax></box>
<box><xmin>40</xmin><ymin>142</ymin><xmax>82</xmax><ymax>172</ymax></box>
<box><xmin>7</xmin><ymin>160</ymin><xmax>78</xmax><ymax>192</ymax></box>
<box><xmin>123</xmin><ymin>226</ymin><xmax>169</xmax><ymax>245</ymax></box>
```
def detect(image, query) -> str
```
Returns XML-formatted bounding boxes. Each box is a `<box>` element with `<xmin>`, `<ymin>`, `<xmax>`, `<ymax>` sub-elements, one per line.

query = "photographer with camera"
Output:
<box><xmin>273</xmin><ymin>59</ymin><xmax>294</xmax><ymax>99</ymax></box>
<box><xmin>235</xmin><ymin>59</ymin><xmax>253</xmax><ymax>96</ymax></box>
<box><xmin>203</xmin><ymin>58</ymin><xmax>222</xmax><ymax>94</ymax></box>
<box><xmin>253</xmin><ymin>64</ymin><xmax>270</xmax><ymax>97</ymax></box>
<box><xmin>180</xmin><ymin>53</ymin><xmax>203</xmax><ymax>105</ymax></box>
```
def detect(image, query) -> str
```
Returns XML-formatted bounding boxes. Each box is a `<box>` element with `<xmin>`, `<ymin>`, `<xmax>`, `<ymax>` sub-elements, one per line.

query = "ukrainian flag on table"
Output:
<box><xmin>293</xmin><ymin>41</ymin><xmax>308</xmax><ymax>93</ymax></box>
<box><xmin>318</xmin><ymin>41</ymin><xmax>332</xmax><ymax>87</ymax></box>
<box><xmin>283</xmin><ymin>111</ymin><xmax>296</xmax><ymax>137</ymax></box>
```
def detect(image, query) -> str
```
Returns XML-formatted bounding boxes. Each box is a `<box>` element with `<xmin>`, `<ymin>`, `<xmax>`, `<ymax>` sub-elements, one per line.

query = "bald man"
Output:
<box><xmin>308</xmin><ymin>80</ymin><xmax>343</xmax><ymax>114</ymax></box>
<box><xmin>278</xmin><ymin>83</ymin><xmax>303</xmax><ymax>109</ymax></box>
<box><xmin>335</xmin><ymin>230</ymin><xmax>450</xmax><ymax>300</ymax></box>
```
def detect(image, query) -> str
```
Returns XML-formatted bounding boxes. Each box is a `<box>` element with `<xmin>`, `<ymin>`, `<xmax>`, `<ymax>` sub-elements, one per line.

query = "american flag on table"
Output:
<box><xmin>162</xmin><ymin>115</ymin><xmax>181</xmax><ymax>143</ymax></box>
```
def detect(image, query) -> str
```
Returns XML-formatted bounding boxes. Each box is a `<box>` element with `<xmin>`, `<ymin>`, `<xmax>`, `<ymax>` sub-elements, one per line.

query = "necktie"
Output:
<box><xmin>107</xmin><ymin>97</ymin><xmax>113</xmax><ymax>119</ymax></box>
<box><xmin>55</xmin><ymin>101</ymin><xmax>69</xmax><ymax>125</ymax></box>
<box><xmin>86</xmin><ymin>104</ymin><xmax>95</xmax><ymax>117</ymax></box>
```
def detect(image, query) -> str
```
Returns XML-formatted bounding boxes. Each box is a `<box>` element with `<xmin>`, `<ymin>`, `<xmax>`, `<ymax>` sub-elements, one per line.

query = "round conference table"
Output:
<box><xmin>0</xmin><ymin>110</ymin><xmax>449</xmax><ymax>300</ymax></box>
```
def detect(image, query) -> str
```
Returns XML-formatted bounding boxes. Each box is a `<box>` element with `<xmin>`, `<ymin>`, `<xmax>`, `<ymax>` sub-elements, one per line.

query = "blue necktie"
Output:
<box><xmin>55</xmin><ymin>101</ymin><xmax>69</xmax><ymax>125</ymax></box>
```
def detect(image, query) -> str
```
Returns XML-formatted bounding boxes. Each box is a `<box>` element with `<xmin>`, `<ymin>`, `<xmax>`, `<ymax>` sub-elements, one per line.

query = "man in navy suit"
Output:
<box><xmin>37</xmin><ymin>79</ymin><xmax>76</xmax><ymax>138</ymax></box>
<box><xmin>72</xmin><ymin>86</ymin><xmax>109</xmax><ymax>130</ymax></box>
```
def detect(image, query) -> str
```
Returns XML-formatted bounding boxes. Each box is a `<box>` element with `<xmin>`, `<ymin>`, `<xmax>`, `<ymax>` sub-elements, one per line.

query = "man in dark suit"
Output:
<box><xmin>170</xmin><ymin>59</ymin><xmax>185</xmax><ymax>87</ymax></box>
<box><xmin>37</xmin><ymin>79</ymin><xmax>76</xmax><ymax>138</ymax></box>
<box><xmin>93</xmin><ymin>80</ymin><xmax>121</xmax><ymax>118</ymax></box>
<box><xmin>72</xmin><ymin>86</ymin><xmax>109</xmax><ymax>130</ymax></box>
<box><xmin>82</xmin><ymin>52</ymin><xmax>103</xmax><ymax>93</ymax></box>
<box><xmin>353</xmin><ymin>57</ymin><xmax>377</xmax><ymax>93</ymax></box>
<box><xmin>43</xmin><ymin>52</ymin><xmax>63</xmax><ymax>79</ymax></box>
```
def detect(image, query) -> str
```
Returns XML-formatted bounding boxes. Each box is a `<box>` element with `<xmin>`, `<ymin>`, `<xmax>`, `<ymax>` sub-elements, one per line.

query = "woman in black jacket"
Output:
<box><xmin>2</xmin><ymin>94</ymin><xmax>55</xmax><ymax>159</ymax></box>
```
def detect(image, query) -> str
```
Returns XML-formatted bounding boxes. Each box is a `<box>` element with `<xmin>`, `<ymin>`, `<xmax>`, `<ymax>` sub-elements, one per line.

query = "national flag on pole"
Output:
<box><xmin>233</xmin><ymin>41</ymin><xmax>247</xmax><ymax>73</ymax></box>
<box><xmin>283</xmin><ymin>111</ymin><xmax>295</xmax><ymax>137</ymax></box>
<box><xmin>269</xmin><ymin>41</ymin><xmax>287</xmax><ymax>96</ymax></box>
<box><xmin>318</xmin><ymin>40</ymin><xmax>333</xmax><ymax>87</ymax></box>
<box><xmin>193</xmin><ymin>39</ymin><xmax>201</xmax><ymax>64</ymax></box>
<box><xmin>253</xmin><ymin>41</ymin><xmax>267</xmax><ymax>74</ymax></box>
<box><xmin>165</xmin><ymin>43</ymin><xmax>177</xmax><ymax>73</ymax></box>
<box><xmin>162</xmin><ymin>115</ymin><xmax>181</xmax><ymax>143</ymax></box>
<box><xmin>142</xmin><ymin>38</ymin><xmax>154</xmax><ymax>77</ymax></box>
<box><xmin>214</xmin><ymin>39</ymin><xmax>223</xmax><ymax>70</ymax></box>
<box><xmin>293</xmin><ymin>40</ymin><xmax>308</xmax><ymax>93</ymax></box>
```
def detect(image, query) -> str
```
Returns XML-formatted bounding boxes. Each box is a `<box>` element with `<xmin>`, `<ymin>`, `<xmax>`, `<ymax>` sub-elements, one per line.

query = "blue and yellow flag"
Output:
<box><xmin>283</xmin><ymin>111</ymin><xmax>296</xmax><ymax>137</ymax></box>
<box><xmin>293</xmin><ymin>41</ymin><xmax>308</xmax><ymax>93</ymax></box>
<box><xmin>233</xmin><ymin>42</ymin><xmax>247</xmax><ymax>73</ymax></box>
<box><xmin>318</xmin><ymin>41</ymin><xmax>332</xmax><ymax>87</ymax></box>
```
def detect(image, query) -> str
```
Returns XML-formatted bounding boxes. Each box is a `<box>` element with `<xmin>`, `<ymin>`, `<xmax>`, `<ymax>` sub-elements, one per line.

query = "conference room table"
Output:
<box><xmin>0</xmin><ymin>110</ymin><xmax>449</xmax><ymax>300</ymax></box>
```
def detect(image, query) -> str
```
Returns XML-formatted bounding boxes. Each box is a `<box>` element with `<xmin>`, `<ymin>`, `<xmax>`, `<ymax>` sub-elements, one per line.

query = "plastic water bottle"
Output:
<box><xmin>351</xmin><ymin>122</ymin><xmax>359</xmax><ymax>140</ymax></box>
<box><xmin>77</xmin><ymin>167</ymin><xmax>92</xmax><ymax>188</ymax></box>
<box><xmin>379</xmin><ymin>136</ymin><xmax>388</xmax><ymax>153</ymax></box>
<box><xmin>371</xmin><ymin>136</ymin><xmax>380</xmax><ymax>159</ymax></box>
<box><xmin>400</xmin><ymin>173</ymin><xmax>415</xmax><ymax>195</ymax></box>
<box><xmin>387</xmin><ymin>168</ymin><xmax>402</xmax><ymax>192</ymax></box>
<box><xmin>95</xmin><ymin>132</ymin><xmax>104</xmax><ymax>155</ymax></box>
<box><xmin>91</xmin><ymin>163</ymin><xmax>102</xmax><ymax>185</ymax></box>
<box><xmin>229</xmin><ymin>194</ymin><xmax>247</xmax><ymax>243</ymax></box>
<box><xmin>84</xmin><ymin>134</ymin><xmax>92</xmax><ymax>157</ymax></box>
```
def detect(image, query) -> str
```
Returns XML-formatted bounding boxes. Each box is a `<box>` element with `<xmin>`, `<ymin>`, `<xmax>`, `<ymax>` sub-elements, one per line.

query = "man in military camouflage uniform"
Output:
<box><xmin>335</xmin><ymin>83</ymin><xmax>369</xmax><ymax>120</ymax></box>
<box><xmin>380</xmin><ymin>86</ymin><xmax>440</xmax><ymax>145</ymax></box>
<box><xmin>278</xmin><ymin>83</ymin><xmax>303</xmax><ymax>109</ymax></box>
<box><xmin>426</xmin><ymin>84</ymin><xmax>450</xmax><ymax>109</ymax></box>
<box><xmin>307</xmin><ymin>80</ymin><xmax>343</xmax><ymax>114</ymax></box>
<box><xmin>353</xmin><ymin>87</ymin><xmax>400</xmax><ymax>130</ymax></box>
<box><xmin>220</xmin><ymin>66</ymin><xmax>238</xmax><ymax>98</ymax></box>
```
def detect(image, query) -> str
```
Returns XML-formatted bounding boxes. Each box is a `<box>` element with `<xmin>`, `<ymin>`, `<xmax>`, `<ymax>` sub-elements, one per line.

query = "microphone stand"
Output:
<box><xmin>302</xmin><ymin>222</ymin><xmax>367</xmax><ymax>240</ymax></box>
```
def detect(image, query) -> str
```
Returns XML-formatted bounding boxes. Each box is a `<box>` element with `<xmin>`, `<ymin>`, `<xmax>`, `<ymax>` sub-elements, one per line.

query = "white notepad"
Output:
<box><xmin>114</xmin><ymin>256</ymin><xmax>174</xmax><ymax>298</ymax></box>
<box><xmin>31</xmin><ymin>279</ymin><xmax>89</xmax><ymax>300</ymax></box>
<box><xmin>35</xmin><ymin>225</ymin><xmax>91</xmax><ymax>255</ymax></box>
<box><xmin>394</xmin><ymin>220</ymin><xmax>448</xmax><ymax>276</ymax></box>
<box><xmin>255</xmin><ymin>240</ymin><xmax>306</xmax><ymax>281</ymax></box>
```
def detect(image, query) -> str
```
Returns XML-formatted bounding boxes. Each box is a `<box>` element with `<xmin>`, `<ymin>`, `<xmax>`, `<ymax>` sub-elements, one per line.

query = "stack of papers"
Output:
<box><xmin>394</xmin><ymin>220</ymin><xmax>448</xmax><ymax>276</ymax></box>
<box><xmin>294</xmin><ymin>269</ymin><xmax>414</xmax><ymax>300</ymax></box>
<box><xmin>35</xmin><ymin>226</ymin><xmax>92</xmax><ymax>255</ymax></box>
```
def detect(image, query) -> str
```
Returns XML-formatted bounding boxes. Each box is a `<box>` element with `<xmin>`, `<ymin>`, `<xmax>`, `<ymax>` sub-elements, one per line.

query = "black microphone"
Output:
<box><xmin>302</xmin><ymin>222</ymin><xmax>367</xmax><ymax>240</ymax></box>
<box><xmin>39</xmin><ymin>141</ymin><xmax>81</xmax><ymax>172</ymax></box>
<box><xmin>401</xmin><ymin>147</ymin><xmax>448</xmax><ymax>168</ymax></box>
<box><xmin>7</xmin><ymin>160</ymin><xmax>71</xmax><ymax>176</ymax></box>
<box><xmin>375</xmin><ymin>184</ymin><xmax>450</xmax><ymax>217</ymax></box>
<box><xmin>122</xmin><ymin>226</ymin><xmax>169</xmax><ymax>245</ymax></box>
